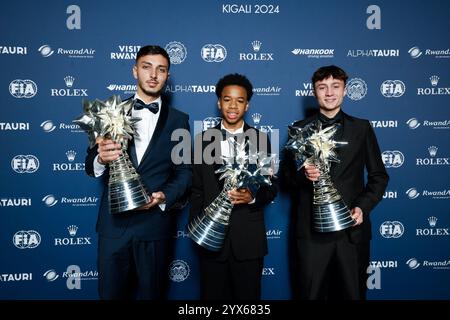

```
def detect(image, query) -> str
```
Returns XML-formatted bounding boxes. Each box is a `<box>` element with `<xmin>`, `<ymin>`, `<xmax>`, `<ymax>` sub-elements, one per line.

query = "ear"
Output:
<box><xmin>132</xmin><ymin>65</ymin><xmax>138</xmax><ymax>80</ymax></box>
<box><xmin>217</xmin><ymin>100</ymin><xmax>221</xmax><ymax>109</ymax></box>
<box><xmin>245</xmin><ymin>103</ymin><xmax>249</xmax><ymax>111</ymax></box>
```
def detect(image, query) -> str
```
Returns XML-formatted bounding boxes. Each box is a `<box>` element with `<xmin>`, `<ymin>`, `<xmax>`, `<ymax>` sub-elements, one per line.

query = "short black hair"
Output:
<box><xmin>215</xmin><ymin>73</ymin><xmax>253</xmax><ymax>101</ymax></box>
<box><xmin>312</xmin><ymin>65</ymin><xmax>348</xmax><ymax>86</ymax></box>
<box><xmin>135</xmin><ymin>45</ymin><xmax>170</xmax><ymax>70</ymax></box>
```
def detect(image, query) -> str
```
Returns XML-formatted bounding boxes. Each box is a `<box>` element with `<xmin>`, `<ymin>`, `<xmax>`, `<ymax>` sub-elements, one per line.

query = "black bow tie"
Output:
<box><xmin>133</xmin><ymin>99</ymin><xmax>159</xmax><ymax>114</ymax></box>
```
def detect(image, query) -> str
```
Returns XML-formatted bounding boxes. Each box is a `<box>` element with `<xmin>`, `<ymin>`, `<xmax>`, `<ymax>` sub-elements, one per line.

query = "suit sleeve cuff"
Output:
<box><xmin>93</xmin><ymin>155</ymin><xmax>106</xmax><ymax>177</ymax></box>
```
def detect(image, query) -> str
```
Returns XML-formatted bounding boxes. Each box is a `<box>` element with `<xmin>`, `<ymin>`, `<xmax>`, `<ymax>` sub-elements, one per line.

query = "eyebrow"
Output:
<box><xmin>317</xmin><ymin>81</ymin><xmax>342</xmax><ymax>86</ymax></box>
<box><xmin>141</xmin><ymin>61</ymin><xmax>168</xmax><ymax>69</ymax></box>
<box><xmin>222</xmin><ymin>95</ymin><xmax>246</xmax><ymax>99</ymax></box>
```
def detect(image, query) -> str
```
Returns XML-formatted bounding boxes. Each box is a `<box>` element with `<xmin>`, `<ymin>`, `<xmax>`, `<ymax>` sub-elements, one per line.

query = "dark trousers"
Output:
<box><xmin>356</xmin><ymin>239</ymin><xmax>370</xmax><ymax>300</ymax></box>
<box><xmin>98</xmin><ymin>234</ymin><xmax>172</xmax><ymax>300</ymax></box>
<box><xmin>296</xmin><ymin>232</ymin><xmax>364</xmax><ymax>300</ymax></box>
<box><xmin>199</xmin><ymin>252</ymin><xmax>263</xmax><ymax>300</ymax></box>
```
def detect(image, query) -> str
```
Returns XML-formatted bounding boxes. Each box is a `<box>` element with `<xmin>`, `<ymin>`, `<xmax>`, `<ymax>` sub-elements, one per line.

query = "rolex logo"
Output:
<box><xmin>251</xmin><ymin>113</ymin><xmax>262</xmax><ymax>125</ymax></box>
<box><xmin>64</xmin><ymin>76</ymin><xmax>75</xmax><ymax>88</ymax></box>
<box><xmin>251</xmin><ymin>40</ymin><xmax>262</xmax><ymax>52</ymax></box>
<box><xmin>428</xmin><ymin>216</ymin><xmax>437</xmax><ymax>227</ymax></box>
<box><xmin>67</xmin><ymin>225</ymin><xmax>78</xmax><ymax>236</ymax></box>
<box><xmin>429</xmin><ymin>75</ymin><xmax>439</xmax><ymax>87</ymax></box>
<box><xmin>428</xmin><ymin>146</ymin><xmax>438</xmax><ymax>157</ymax></box>
<box><xmin>66</xmin><ymin>150</ymin><xmax>76</xmax><ymax>161</ymax></box>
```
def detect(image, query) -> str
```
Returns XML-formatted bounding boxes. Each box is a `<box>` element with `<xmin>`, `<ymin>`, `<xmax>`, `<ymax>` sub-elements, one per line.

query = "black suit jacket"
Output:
<box><xmin>189</xmin><ymin>123</ymin><xmax>278</xmax><ymax>261</ymax></box>
<box><xmin>281</xmin><ymin>112</ymin><xmax>388</xmax><ymax>243</ymax></box>
<box><xmin>85</xmin><ymin>99</ymin><xmax>192</xmax><ymax>241</ymax></box>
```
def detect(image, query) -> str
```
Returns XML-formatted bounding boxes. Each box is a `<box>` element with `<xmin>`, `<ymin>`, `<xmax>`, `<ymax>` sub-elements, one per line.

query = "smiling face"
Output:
<box><xmin>314</xmin><ymin>76</ymin><xmax>346</xmax><ymax>118</ymax></box>
<box><xmin>218</xmin><ymin>85</ymin><xmax>249</xmax><ymax>130</ymax></box>
<box><xmin>133</xmin><ymin>54</ymin><xmax>169</xmax><ymax>102</ymax></box>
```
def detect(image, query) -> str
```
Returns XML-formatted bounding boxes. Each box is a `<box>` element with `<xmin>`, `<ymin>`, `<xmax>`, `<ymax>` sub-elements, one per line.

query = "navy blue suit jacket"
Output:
<box><xmin>85</xmin><ymin>100</ymin><xmax>192</xmax><ymax>241</ymax></box>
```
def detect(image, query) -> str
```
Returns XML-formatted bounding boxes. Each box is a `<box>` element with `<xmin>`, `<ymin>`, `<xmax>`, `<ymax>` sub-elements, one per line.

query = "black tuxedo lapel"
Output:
<box><xmin>128</xmin><ymin>138</ymin><xmax>139</xmax><ymax>168</ymax></box>
<box><xmin>138</xmin><ymin>102</ymin><xmax>169</xmax><ymax>169</ymax></box>
<box><xmin>331</xmin><ymin>112</ymin><xmax>352</xmax><ymax>178</ymax></box>
<box><xmin>125</xmin><ymin>96</ymin><xmax>139</xmax><ymax>168</ymax></box>
<box><xmin>210</xmin><ymin>124</ymin><xmax>224</xmax><ymax>183</ymax></box>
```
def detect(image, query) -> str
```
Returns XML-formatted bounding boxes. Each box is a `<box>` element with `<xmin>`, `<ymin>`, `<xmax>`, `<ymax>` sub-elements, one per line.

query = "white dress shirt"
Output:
<box><xmin>220</xmin><ymin>121</ymin><xmax>244</xmax><ymax>159</ymax></box>
<box><xmin>220</xmin><ymin>121</ymin><xmax>255</xmax><ymax>204</ymax></box>
<box><xmin>132</xmin><ymin>95</ymin><xmax>161</xmax><ymax>165</ymax></box>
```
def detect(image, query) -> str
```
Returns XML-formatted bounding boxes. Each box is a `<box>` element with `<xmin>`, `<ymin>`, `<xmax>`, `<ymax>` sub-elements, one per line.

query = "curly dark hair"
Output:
<box><xmin>215</xmin><ymin>73</ymin><xmax>253</xmax><ymax>101</ymax></box>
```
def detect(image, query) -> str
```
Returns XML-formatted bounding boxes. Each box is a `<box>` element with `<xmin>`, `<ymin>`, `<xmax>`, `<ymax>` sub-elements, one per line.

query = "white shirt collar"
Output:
<box><xmin>220</xmin><ymin>121</ymin><xmax>244</xmax><ymax>134</ymax></box>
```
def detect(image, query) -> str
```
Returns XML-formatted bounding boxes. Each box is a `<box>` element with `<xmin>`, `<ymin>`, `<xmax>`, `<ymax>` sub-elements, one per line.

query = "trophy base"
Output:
<box><xmin>109</xmin><ymin>178</ymin><xmax>150</xmax><ymax>214</ymax></box>
<box><xmin>187</xmin><ymin>214</ymin><xmax>227</xmax><ymax>251</ymax></box>
<box><xmin>313</xmin><ymin>200</ymin><xmax>355</xmax><ymax>232</ymax></box>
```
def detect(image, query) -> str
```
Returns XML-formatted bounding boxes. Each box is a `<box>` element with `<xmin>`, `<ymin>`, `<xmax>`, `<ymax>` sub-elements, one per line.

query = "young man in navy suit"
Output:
<box><xmin>85</xmin><ymin>45</ymin><xmax>191</xmax><ymax>299</ymax></box>
<box><xmin>189</xmin><ymin>73</ymin><xmax>277</xmax><ymax>300</ymax></box>
<box><xmin>282</xmin><ymin>65</ymin><xmax>388</xmax><ymax>300</ymax></box>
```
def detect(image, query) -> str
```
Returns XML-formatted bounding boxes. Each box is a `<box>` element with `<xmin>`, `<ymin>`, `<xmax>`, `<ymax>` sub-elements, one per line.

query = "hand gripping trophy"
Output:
<box><xmin>188</xmin><ymin>137</ymin><xmax>275</xmax><ymax>251</ymax></box>
<box><xmin>74</xmin><ymin>95</ymin><xmax>150</xmax><ymax>214</ymax></box>
<box><xmin>286</xmin><ymin>120</ymin><xmax>355</xmax><ymax>232</ymax></box>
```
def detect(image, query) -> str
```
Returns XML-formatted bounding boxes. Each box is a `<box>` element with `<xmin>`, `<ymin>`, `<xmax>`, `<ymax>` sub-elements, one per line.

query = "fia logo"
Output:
<box><xmin>380</xmin><ymin>80</ymin><xmax>405</xmax><ymax>98</ymax></box>
<box><xmin>9</xmin><ymin>79</ymin><xmax>37</xmax><ymax>98</ymax></box>
<box><xmin>201</xmin><ymin>44</ymin><xmax>227</xmax><ymax>62</ymax></box>
<box><xmin>13</xmin><ymin>230</ymin><xmax>41</xmax><ymax>249</ymax></box>
<box><xmin>11</xmin><ymin>155</ymin><xmax>39</xmax><ymax>173</ymax></box>
<box><xmin>202</xmin><ymin>117</ymin><xmax>221</xmax><ymax>131</ymax></box>
<box><xmin>379</xmin><ymin>221</ymin><xmax>404</xmax><ymax>238</ymax></box>
<box><xmin>382</xmin><ymin>150</ymin><xmax>404</xmax><ymax>168</ymax></box>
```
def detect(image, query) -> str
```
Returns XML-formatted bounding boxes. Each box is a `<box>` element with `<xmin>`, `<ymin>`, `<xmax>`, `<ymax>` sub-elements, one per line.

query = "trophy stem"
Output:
<box><xmin>108</xmin><ymin>145</ymin><xmax>150</xmax><ymax>214</ymax></box>
<box><xmin>187</xmin><ymin>178</ymin><xmax>235</xmax><ymax>251</ymax></box>
<box><xmin>312</xmin><ymin>159</ymin><xmax>355</xmax><ymax>232</ymax></box>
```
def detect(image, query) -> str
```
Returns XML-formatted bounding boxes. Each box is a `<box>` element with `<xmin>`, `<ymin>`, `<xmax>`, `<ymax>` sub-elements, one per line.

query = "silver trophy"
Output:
<box><xmin>74</xmin><ymin>95</ymin><xmax>151</xmax><ymax>214</ymax></box>
<box><xmin>286</xmin><ymin>120</ymin><xmax>355</xmax><ymax>232</ymax></box>
<box><xmin>188</xmin><ymin>137</ymin><xmax>274</xmax><ymax>251</ymax></box>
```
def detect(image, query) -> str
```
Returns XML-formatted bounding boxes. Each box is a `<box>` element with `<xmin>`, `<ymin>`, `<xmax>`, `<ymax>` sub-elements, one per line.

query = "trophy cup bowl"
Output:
<box><xmin>310</xmin><ymin>158</ymin><xmax>355</xmax><ymax>232</ymax></box>
<box><xmin>187</xmin><ymin>137</ymin><xmax>274</xmax><ymax>251</ymax></box>
<box><xmin>107</xmin><ymin>138</ymin><xmax>151</xmax><ymax>214</ymax></box>
<box><xmin>286</xmin><ymin>121</ymin><xmax>355</xmax><ymax>232</ymax></box>
<box><xmin>74</xmin><ymin>95</ymin><xmax>150</xmax><ymax>214</ymax></box>
<box><xmin>187</xmin><ymin>178</ymin><xmax>234</xmax><ymax>251</ymax></box>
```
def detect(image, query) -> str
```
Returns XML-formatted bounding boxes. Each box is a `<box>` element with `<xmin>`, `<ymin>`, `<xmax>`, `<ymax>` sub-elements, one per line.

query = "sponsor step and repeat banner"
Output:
<box><xmin>1</xmin><ymin>1</ymin><xmax>449</xmax><ymax>300</ymax></box>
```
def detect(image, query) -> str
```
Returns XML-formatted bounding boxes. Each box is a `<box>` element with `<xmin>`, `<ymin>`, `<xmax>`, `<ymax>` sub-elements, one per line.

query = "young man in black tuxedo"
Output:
<box><xmin>85</xmin><ymin>45</ymin><xmax>191</xmax><ymax>299</ymax></box>
<box><xmin>282</xmin><ymin>65</ymin><xmax>388</xmax><ymax>300</ymax></box>
<box><xmin>189</xmin><ymin>73</ymin><xmax>277</xmax><ymax>300</ymax></box>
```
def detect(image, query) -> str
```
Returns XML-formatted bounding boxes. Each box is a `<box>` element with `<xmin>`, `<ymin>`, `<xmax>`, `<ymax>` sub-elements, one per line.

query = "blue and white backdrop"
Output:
<box><xmin>1</xmin><ymin>0</ymin><xmax>449</xmax><ymax>300</ymax></box>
